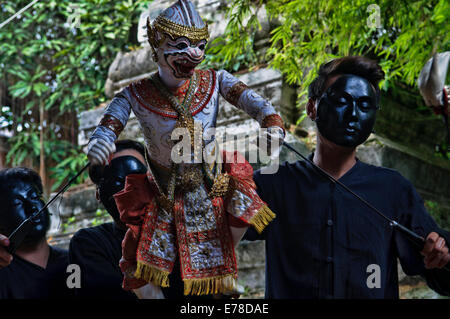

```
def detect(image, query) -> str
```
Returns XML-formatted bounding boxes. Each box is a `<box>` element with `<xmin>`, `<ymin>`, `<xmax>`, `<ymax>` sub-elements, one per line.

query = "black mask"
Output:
<box><xmin>95</xmin><ymin>156</ymin><xmax>148</xmax><ymax>222</ymax></box>
<box><xmin>316</xmin><ymin>75</ymin><xmax>378</xmax><ymax>147</ymax></box>
<box><xmin>0</xmin><ymin>179</ymin><xmax>50</xmax><ymax>246</ymax></box>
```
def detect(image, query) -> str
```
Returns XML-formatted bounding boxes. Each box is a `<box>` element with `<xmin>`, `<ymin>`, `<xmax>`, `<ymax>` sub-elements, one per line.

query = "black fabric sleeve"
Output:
<box><xmin>68</xmin><ymin>228</ymin><xmax>135</xmax><ymax>299</ymax></box>
<box><xmin>394</xmin><ymin>177</ymin><xmax>450</xmax><ymax>296</ymax></box>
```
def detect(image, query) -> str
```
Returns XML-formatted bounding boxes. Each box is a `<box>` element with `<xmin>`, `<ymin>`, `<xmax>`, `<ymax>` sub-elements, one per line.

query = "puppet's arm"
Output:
<box><xmin>87</xmin><ymin>89</ymin><xmax>132</xmax><ymax>165</ymax></box>
<box><xmin>217</xmin><ymin>69</ymin><xmax>285</xmax><ymax>155</ymax></box>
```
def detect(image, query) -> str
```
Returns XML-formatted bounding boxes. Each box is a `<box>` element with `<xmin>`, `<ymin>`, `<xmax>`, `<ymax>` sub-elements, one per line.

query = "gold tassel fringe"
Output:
<box><xmin>249</xmin><ymin>205</ymin><xmax>276</xmax><ymax>234</ymax></box>
<box><xmin>134</xmin><ymin>261</ymin><xmax>170</xmax><ymax>288</ymax></box>
<box><xmin>184</xmin><ymin>274</ymin><xmax>237</xmax><ymax>296</ymax></box>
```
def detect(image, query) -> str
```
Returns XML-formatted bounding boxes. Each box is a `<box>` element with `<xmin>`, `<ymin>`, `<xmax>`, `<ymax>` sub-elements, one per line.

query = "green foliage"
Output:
<box><xmin>203</xmin><ymin>0</ymin><xmax>263</xmax><ymax>71</ymax></box>
<box><xmin>207</xmin><ymin>0</ymin><xmax>450</xmax><ymax>113</ymax></box>
<box><xmin>49</xmin><ymin>146</ymin><xmax>90</xmax><ymax>191</ymax></box>
<box><xmin>61</xmin><ymin>208</ymin><xmax>111</xmax><ymax>233</ymax></box>
<box><xmin>0</xmin><ymin>0</ymin><xmax>151</xmax><ymax>189</ymax></box>
<box><xmin>425</xmin><ymin>200</ymin><xmax>450</xmax><ymax>230</ymax></box>
<box><xmin>90</xmin><ymin>208</ymin><xmax>112</xmax><ymax>227</ymax></box>
<box><xmin>61</xmin><ymin>215</ymin><xmax>77</xmax><ymax>233</ymax></box>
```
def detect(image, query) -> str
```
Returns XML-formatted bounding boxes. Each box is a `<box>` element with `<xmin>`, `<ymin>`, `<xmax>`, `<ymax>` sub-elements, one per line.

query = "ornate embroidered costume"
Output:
<box><xmin>88</xmin><ymin>0</ymin><xmax>285</xmax><ymax>296</ymax></box>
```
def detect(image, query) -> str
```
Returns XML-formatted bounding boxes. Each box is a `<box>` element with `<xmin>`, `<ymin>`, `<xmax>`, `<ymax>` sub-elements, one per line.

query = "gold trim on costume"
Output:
<box><xmin>135</xmin><ymin>261</ymin><xmax>170</xmax><ymax>288</ymax></box>
<box><xmin>249</xmin><ymin>205</ymin><xmax>276</xmax><ymax>234</ymax></box>
<box><xmin>154</xmin><ymin>16</ymin><xmax>209</xmax><ymax>44</ymax></box>
<box><xmin>184</xmin><ymin>274</ymin><xmax>237</xmax><ymax>296</ymax></box>
<box><xmin>147</xmin><ymin>16</ymin><xmax>209</xmax><ymax>50</ymax></box>
<box><xmin>208</xmin><ymin>173</ymin><xmax>230</xmax><ymax>198</ymax></box>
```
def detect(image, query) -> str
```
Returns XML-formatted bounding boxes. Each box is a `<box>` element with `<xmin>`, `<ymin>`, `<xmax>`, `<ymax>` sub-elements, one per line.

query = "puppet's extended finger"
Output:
<box><xmin>88</xmin><ymin>152</ymin><xmax>104</xmax><ymax>166</ymax></box>
<box><xmin>89</xmin><ymin>148</ymin><xmax>108</xmax><ymax>166</ymax></box>
<box><xmin>108</xmin><ymin>141</ymin><xmax>116</xmax><ymax>154</ymax></box>
<box><xmin>96</xmin><ymin>140</ymin><xmax>115</xmax><ymax>163</ymax></box>
<box><xmin>97</xmin><ymin>139</ymin><xmax>115</xmax><ymax>155</ymax></box>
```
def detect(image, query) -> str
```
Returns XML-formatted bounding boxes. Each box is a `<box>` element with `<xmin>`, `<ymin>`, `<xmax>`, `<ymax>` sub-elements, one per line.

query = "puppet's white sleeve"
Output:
<box><xmin>217</xmin><ymin>69</ymin><xmax>285</xmax><ymax>131</ymax></box>
<box><xmin>418</xmin><ymin>52</ymin><xmax>450</xmax><ymax>110</ymax></box>
<box><xmin>89</xmin><ymin>88</ymin><xmax>133</xmax><ymax>143</ymax></box>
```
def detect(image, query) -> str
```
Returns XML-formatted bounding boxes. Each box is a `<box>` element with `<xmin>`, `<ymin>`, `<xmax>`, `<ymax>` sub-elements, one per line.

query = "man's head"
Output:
<box><xmin>147</xmin><ymin>0</ymin><xmax>209</xmax><ymax>82</ymax></box>
<box><xmin>307</xmin><ymin>56</ymin><xmax>385</xmax><ymax>148</ymax></box>
<box><xmin>89</xmin><ymin>140</ymin><xmax>148</xmax><ymax>224</ymax></box>
<box><xmin>0</xmin><ymin>168</ymin><xmax>50</xmax><ymax>246</ymax></box>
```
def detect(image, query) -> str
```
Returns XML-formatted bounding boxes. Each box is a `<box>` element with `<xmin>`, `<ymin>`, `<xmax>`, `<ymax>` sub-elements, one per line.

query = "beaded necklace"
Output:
<box><xmin>148</xmin><ymin>72</ymin><xmax>219</xmax><ymax>213</ymax></box>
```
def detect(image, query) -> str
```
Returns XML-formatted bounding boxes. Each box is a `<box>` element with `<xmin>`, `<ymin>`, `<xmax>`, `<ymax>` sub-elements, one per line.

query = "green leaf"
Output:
<box><xmin>33</xmin><ymin>83</ymin><xmax>48</xmax><ymax>97</ymax></box>
<box><xmin>104</xmin><ymin>32</ymin><xmax>116</xmax><ymax>39</ymax></box>
<box><xmin>10</xmin><ymin>81</ymin><xmax>32</xmax><ymax>98</ymax></box>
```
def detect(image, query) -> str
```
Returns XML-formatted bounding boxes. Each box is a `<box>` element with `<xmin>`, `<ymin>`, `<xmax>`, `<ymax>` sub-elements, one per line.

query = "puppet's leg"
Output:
<box><xmin>114</xmin><ymin>173</ymin><xmax>176</xmax><ymax>293</ymax></box>
<box><xmin>228</xmin><ymin>208</ymin><xmax>250</xmax><ymax>247</ymax></box>
<box><xmin>230</xmin><ymin>226</ymin><xmax>248</xmax><ymax>247</ymax></box>
<box><xmin>133</xmin><ymin>282</ymin><xmax>165</xmax><ymax>299</ymax></box>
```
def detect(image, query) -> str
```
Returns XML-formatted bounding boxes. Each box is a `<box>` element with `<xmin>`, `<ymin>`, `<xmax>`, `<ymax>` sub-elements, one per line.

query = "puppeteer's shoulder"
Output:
<box><xmin>49</xmin><ymin>245</ymin><xmax>69</xmax><ymax>261</ymax></box>
<box><xmin>254</xmin><ymin>161</ymin><xmax>299</xmax><ymax>184</ymax></box>
<box><xmin>359</xmin><ymin>161</ymin><xmax>412</xmax><ymax>187</ymax></box>
<box><xmin>71</xmin><ymin>223</ymin><xmax>111</xmax><ymax>247</ymax></box>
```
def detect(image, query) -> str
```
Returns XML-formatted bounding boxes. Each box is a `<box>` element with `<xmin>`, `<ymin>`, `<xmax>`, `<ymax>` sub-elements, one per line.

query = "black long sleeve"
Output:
<box><xmin>394</xmin><ymin>179</ymin><xmax>450</xmax><ymax>296</ymax></box>
<box><xmin>68</xmin><ymin>223</ymin><xmax>137</xmax><ymax>299</ymax></box>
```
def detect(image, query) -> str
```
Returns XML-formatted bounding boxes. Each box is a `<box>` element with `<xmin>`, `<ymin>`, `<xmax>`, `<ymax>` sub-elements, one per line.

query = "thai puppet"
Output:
<box><xmin>87</xmin><ymin>0</ymin><xmax>285</xmax><ymax>296</ymax></box>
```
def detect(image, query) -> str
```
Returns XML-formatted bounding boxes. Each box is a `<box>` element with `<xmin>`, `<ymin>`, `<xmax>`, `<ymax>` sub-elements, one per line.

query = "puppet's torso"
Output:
<box><xmin>99</xmin><ymin>68</ymin><xmax>280</xmax><ymax>169</ymax></box>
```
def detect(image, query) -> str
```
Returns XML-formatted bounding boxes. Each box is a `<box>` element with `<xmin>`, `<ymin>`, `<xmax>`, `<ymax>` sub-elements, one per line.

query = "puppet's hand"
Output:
<box><xmin>420</xmin><ymin>232</ymin><xmax>450</xmax><ymax>269</ymax></box>
<box><xmin>87</xmin><ymin>138</ymin><xmax>116</xmax><ymax>166</ymax></box>
<box><xmin>132</xmin><ymin>283</ymin><xmax>165</xmax><ymax>299</ymax></box>
<box><xmin>258</xmin><ymin>126</ymin><xmax>285</xmax><ymax>158</ymax></box>
<box><xmin>0</xmin><ymin>234</ymin><xmax>12</xmax><ymax>269</ymax></box>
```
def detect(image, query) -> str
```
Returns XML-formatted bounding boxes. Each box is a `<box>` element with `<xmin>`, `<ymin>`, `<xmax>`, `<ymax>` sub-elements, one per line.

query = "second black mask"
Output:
<box><xmin>96</xmin><ymin>156</ymin><xmax>148</xmax><ymax>222</ymax></box>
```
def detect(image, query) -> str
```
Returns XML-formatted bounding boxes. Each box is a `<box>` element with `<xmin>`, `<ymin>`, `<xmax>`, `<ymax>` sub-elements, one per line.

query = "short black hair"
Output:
<box><xmin>114</xmin><ymin>139</ymin><xmax>146</xmax><ymax>158</ymax></box>
<box><xmin>308</xmin><ymin>56</ymin><xmax>385</xmax><ymax>104</ymax></box>
<box><xmin>88</xmin><ymin>139</ymin><xmax>146</xmax><ymax>184</ymax></box>
<box><xmin>0</xmin><ymin>167</ymin><xmax>43</xmax><ymax>196</ymax></box>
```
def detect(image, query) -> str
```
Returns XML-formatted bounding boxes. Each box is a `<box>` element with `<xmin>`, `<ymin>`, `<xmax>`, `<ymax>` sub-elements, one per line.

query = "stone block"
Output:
<box><xmin>236</xmin><ymin>240</ymin><xmax>266</xmax><ymax>290</ymax></box>
<box><xmin>48</xmin><ymin>186</ymin><xmax>99</xmax><ymax>219</ymax></box>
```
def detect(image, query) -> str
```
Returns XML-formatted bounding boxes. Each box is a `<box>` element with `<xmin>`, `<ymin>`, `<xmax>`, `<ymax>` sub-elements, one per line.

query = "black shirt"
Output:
<box><xmin>246</xmin><ymin>158</ymin><xmax>450</xmax><ymax>298</ymax></box>
<box><xmin>69</xmin><ymin>222</ymin><xmax>137</xmax><ymax>299</ymax></box>
<box><xmin>69</xmin><ymin>222</ymin><xmax>219</xmax><ymax>299</ymax></box>
<box><xmin>0</xmin><ymin>246</ymin><xmax>71</xmax><ymax>299</ymax></box>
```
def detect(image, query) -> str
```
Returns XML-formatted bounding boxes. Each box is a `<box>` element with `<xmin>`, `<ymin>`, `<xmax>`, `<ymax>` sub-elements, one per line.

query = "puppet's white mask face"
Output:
<box><xmin>156</xmin><ymin>35</ymin><xmax>206</xmax><ymax>83</ymax></box>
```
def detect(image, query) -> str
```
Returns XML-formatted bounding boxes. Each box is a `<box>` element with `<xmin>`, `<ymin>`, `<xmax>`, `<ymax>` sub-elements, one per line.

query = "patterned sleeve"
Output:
<box><xmin>89</xmin><ymin>88</ymin><xmax>133</xmax><ymax>143</ymax></box>
<box><xmin>217</xmin><ymin>69</ymin><xmax>285</xmax><ymax>131</ymax></box>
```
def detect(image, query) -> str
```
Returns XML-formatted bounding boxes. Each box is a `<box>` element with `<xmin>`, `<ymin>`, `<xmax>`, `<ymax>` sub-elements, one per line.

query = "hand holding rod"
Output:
<box><xmin>282</xmin><ymin>142</ymin><xmax>450</xmax><ymax>272</ymax></box>
<box><xmin>6</xmin><ymin>162</ymin><xmax>91</xmax><ymax>254</ymax></box>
